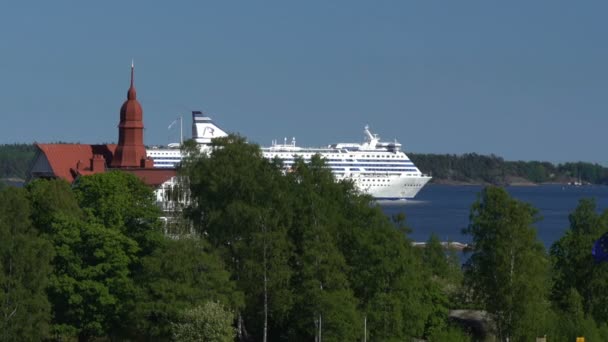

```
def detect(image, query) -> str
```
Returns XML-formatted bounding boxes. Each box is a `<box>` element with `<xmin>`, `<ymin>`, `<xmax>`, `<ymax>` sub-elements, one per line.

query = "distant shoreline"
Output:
<box><xmin>429</xmin><ymin>179</ymin><xmax>597</xmax><ymax>187</ymax></box>
<box><xmin>431</xmin><ymin>179</ymin><xmax>536</xmax><ymax>187</ymax></box>
<box><xmin>0</xmin><ymin>178</ymin><xmax>25</xmax><ymax>187</ymax></box>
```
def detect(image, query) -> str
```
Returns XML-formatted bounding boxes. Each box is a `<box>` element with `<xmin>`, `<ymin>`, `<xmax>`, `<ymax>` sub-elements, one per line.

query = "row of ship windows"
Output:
<box><xmin>315</xmin><ymin>167</ymin><xmax>416</xmax><ymax>172</ymax></box>
<box><xmin>325</xmin><ymin>158</ymin><xmax>409</xmax><ymax>162</ymax></box>
<box><xmin>267</xmin><ymin>154</ymin><xmax>406</xmax><ymax>160</ymax></box>
<box><xmin>150</xmin><ymin>154</ymin><xmax>411</xmax><ymax>163</ymax></box>
<box><xmin>359</xmin><ymin>180</ymin><xmax>421</xmax><ymax>186</ymax></box>
<box><xmin>357</xmin><ymin>180</ymin><xmax>419</xmax><ymax>185</ymax></box>
<box><xmin>154</xmin><ymin>162</ymin><xmax>179</xmax><ymax>166</ymax></box>
<box><xmin>352</xmin><ymin>168</ymin><xmax>418</xmax><ymax>172</ymax></box>
<box><xmin>150</xmin><ymin>161</ymin><xmax>417</xmax><ymax>174</ymax></box>
<box><xmin>328</xmin><ymin>163</ymin><xmax>414</xmax><ymax>167</ymax></box>
<box><xmin>283</xmin><ymin>161</ymin><xmax>414</xmax><ymax>167</ymax></box>
<box><xmin>357</xmin><ymin>174</ymin><xmax>419</xmax><ymax>177</ymax></box>
<box><xmin>322</xmin><ymin>158</ymin><xmax>409</xmax><ymax>162</ymax></box>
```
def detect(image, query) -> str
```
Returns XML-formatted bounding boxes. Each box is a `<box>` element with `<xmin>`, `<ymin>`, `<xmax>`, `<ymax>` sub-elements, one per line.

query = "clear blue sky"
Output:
<box><xmin>1</xmin><ymin>1</ymin><xmax>606</xmax><ymax>163</ymax></box>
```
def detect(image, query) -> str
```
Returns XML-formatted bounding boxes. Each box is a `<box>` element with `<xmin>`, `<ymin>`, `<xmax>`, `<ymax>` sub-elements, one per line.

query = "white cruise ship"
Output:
<box><xmin>147</xmin><ymin>111</ymin><xmax>431</xmax><ymax>200</ymax></box>
<box><xmin>262</xmin><ymin>126</ymin><xmax>431</xmax><ymax>200</ymax></box>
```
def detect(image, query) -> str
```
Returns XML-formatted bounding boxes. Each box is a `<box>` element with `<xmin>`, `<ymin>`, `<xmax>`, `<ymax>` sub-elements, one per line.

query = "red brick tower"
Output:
<box><xmin>112</xmin><ymin>62</ymin><xmax>147</xmax><ymax>168</ymax></box>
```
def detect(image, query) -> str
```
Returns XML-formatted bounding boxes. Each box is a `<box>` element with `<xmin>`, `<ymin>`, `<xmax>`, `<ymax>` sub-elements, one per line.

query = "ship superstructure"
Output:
<box><xmin>262</xmin><ymin>126</ymin><xmax>431</xmax><ymax>200</ymax></box>
<box><xmin>146</xmin><ymin>110</ymin><xmax>225</xmax><ymax>168</ymax></box>
<box><xmin>146</xmin><ymin>145</ymin><xmax>182</xmax><ymax>168</ymax></box>
<box><xmin>146</xmin><ymin>111</ymin><xmax>431</xmax><ymax>200</ymax></box>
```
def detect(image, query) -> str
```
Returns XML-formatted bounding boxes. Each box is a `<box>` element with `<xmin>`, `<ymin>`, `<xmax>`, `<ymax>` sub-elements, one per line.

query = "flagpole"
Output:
<box><xmin>179</xmin><ymin>114</ymin><xmax>183</xmax><ymax>146</ymax></box>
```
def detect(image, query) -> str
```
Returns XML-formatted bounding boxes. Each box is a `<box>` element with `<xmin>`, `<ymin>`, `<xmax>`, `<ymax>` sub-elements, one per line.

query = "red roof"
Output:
<box><xmin>125</xmin><ymin>168</ymin><xmax>177</xmax><ymax>187</ymax></box>
<box><xmin>35</xmin><ymin>144</ymin><xmax>116</xmax><ymax>183</ymax></box>
<box><xmin>34</xmin><ymin>143</ymin><xmax>176</xmax><ymax>187</ymax></box>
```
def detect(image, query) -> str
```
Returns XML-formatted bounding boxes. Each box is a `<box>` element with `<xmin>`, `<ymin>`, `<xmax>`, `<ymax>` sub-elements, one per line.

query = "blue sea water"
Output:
<box><xmin>381</xmin><ymin>184</ymin><xmax>608</xmax><ymax>249</ymax></box>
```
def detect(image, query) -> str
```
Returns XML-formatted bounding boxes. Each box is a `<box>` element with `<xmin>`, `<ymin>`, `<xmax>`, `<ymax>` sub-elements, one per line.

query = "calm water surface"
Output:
<box><xmin>381</xmin><ymin>184</ymin><xmax>608</xmax><ymax>249</ymax></box>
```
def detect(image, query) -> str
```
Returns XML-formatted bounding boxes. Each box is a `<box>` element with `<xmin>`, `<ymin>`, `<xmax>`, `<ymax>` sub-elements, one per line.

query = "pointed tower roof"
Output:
<box><xmin>127</xmin><ymin>59</ymin><xmax>137</xmax><ymax>100</ymax></box>
<box><xmin>120</xmin><ymin>61</ymin><xmax>143</xmax><ymax>121</ymax></box>
<box><xmin>111</xmin><ymin>62</ymin><xmax>147</xmax><ymax>168</ymax></box>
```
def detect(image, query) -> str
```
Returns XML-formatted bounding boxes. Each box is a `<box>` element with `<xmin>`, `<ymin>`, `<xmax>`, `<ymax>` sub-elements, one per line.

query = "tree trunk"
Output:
<box><xmin>263</xmin><ymin>228</ymin><xmax>268</xmax><ymax>342</ymax></box>
<box><xmin>318</xmin><ymin>314</ymin><xmax>322</xmax><ymax>342</ymax></box>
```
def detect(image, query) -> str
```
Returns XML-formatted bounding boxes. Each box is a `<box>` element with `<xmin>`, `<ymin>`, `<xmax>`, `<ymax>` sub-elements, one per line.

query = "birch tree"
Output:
<box><xmin>463</xmin><ymin>186</ymin><xmax>549</xmax><ymax>341</ymax></box>
<box><xmin>181</xmin><ymin>135</ymin><xmax>293</xmax><ymax>341</ymax></box>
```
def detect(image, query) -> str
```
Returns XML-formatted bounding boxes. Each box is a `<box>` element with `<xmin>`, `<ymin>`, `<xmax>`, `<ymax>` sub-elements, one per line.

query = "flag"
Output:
<box><xmin>168</xmin><ymin>118</ymin><xmax>178</xmax><ymax>130</ymax></box>
<box><xmin>592</xmin><ymin>232</ymin><xmax>608</xmax><ymax>263</ymax></box>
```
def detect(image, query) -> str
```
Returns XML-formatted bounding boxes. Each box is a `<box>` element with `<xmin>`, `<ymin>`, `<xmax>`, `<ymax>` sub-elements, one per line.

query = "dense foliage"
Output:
<box><xmin>0</xmin><ymin>187</ymin><xmax>53</xmax><ymax>340</ymax></box>
<box><xmin>410</xmin><ymin>152</ymin><xmax>608</xmax><ymax>185</ymax></box>
<box><xmin>172</xmin><ymin>301</ymin><xmax>236</xmax><ymax>342</ymax></box>
<box><xmin>464</xmin><ymin>187</ymin><xmax>550</xmax><ymax>340</ymax></box>
<box><xmin>180</xmin><ymin>136</ymin><xmax>453</xmax><ymax>341</ymax></box>
<box><xmin>2</xmin><ymin>136</ymin><xmax>608</xmax><ymax>340</ymax></box>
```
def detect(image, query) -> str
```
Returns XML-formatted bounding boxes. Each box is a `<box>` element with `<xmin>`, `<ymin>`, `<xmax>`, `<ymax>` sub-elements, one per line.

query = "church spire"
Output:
<box><xmin>112</xmin><ymin>61</ymin><xmax>146</xmax><ymax>168</ymax></box>
<box><xmin>127</xmin><ymin>59</ymin><xmax>137</xmax><ymax>100</ymax></box>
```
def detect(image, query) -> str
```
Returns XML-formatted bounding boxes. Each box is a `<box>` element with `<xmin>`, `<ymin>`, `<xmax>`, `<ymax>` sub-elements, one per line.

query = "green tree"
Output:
<box><xmin>325</xmin><ymin>183</ymin><xmax>443</xmax><ymax>341</ymax></box>
<box><xmin>47</xmin><ymin>172</ymin><xmax>165</xmax><ymax>340</ymax></box>
<box><xmin>172</xmin><ymin>301</ymin><xmax>236</xmax><ymax>342</ymax></box>
<box><xmin>47</xmin><ymin>214</ymin><xmax>138</xmax><ymax>341</ymax></box>
<box><xmin>131</xmin><ymin>237</ymin><xmax>243</xmax><ymax>339</ymax></box>
<box><xmin>179</xmin><ymin>136</ymin><xmax>452</xmax><ymax>341</ymax></box>
<box><xmin>343</xmin><ymin>208</ymin><xmax>429</xmax><ymax>340</ymax></box>
<box><xmin>421</xmin><ymin>234</ymin><xmax>462</xmax><ymax>338</ymax></box>
<box><xmin>550</xmin><ymin>198</ymin><xmax>608</xmax><ymax>322</ymax></box>
<box><xmin>181</xmin><ymin>135</ymin><xmax>293</xmax><ymax>341</ymax></box>
<box><xmin>546</xmin><ymin>294</ymin><xmax>608</xmax><ymax>342</ymax></box>
<box><xmin>463</xmin><ymin>186</ymin><xmax>550</xmax><ymax>341</ymax></box>
<box><xmin>420</xmin><ymin>233</ymin><xmax>464</xmax><ymax>338</ymax></box>
<box><xmin>286</xmin><ymin>157</ymin><xmax>361</xmax><ymax>342</ymax></box>
<box><xmin>428</xmin><ymin>324</ymin><xmax>471</xmax><ymax>342</ymax></box>
<box><xmin>547</xmin><ymin>288</ymin><xmax>584</xmax><ymax>341</ymax></box>
<box><xmin>73</xmin><ymin>170</ymin><xmax>164</xmax><ymax>255</ymax></box>
<box><xmin>408</xmin><ymin>152</ymin><xmax>608</xmax><ymax>185</ymax></box>
<box><xmin>0</xmin><ymin>187</ymin><xmax>53</xmax><ymax>341</ymax></box>
<box><xmin>284</xmin><ymin>155</ymin><xmax>443</xmax><ymax>341</ymax></box>
<box><xmin>27</xmin><ymin>178</ymin><xmax>82</xmax><ymax>233</ymax></box>
<box><xmin>423</xmin><ymin>233</ymin><xmax>463</xmax><ymax>284</ymax></box>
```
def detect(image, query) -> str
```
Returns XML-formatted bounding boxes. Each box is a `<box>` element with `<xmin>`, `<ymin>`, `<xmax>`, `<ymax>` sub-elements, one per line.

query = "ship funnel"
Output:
<box><xmin>191</xmin><ymin>111</ymin><xmax>228</xmax><ymax>144</ymax></box>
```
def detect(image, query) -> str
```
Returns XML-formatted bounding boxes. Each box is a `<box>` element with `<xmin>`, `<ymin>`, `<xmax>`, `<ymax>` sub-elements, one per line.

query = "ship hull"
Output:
<box><xmin>340</xmin><ymin>174</ymin><xmax>432</xmax><ymax>200</ymax></box>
